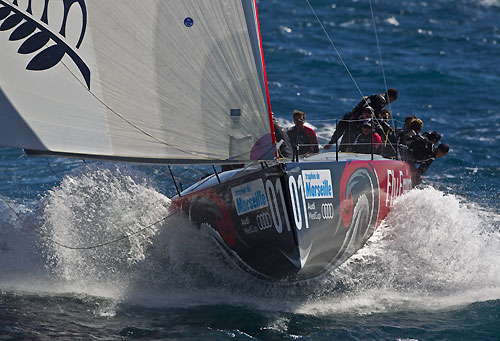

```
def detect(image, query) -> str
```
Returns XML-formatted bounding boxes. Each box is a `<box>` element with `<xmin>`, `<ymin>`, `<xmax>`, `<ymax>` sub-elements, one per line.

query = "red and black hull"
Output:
<box><xmin>173</xmin><ymin>157</ymin><xmax>411</xmax><ymax>280</ymax></box>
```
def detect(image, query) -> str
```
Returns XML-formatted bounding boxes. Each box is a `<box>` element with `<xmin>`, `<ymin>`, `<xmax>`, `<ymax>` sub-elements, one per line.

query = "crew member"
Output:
<box><xmin>324</xmin><ymin>106</ymin><xmax>374</xmax><ymax>152</ymax></box>
<box><xmin>351</xmin><ymin>119</ymin><xmax>382</xmax><ymax>154</ymax></box>
<box><xmin>376</xmin><ymin>108</ymin><xmax>397</xmax><ymax>156</ymax></box>
<box><xmin>377</xmin><ymin>108</ymin><xmax>395</xmax><ymax>139</ymax></box>
<box><xmin>287</xmin><ymin>110</ymin><xmax>319</xmax><ymax>157</ymax></box>
<box><xmin>351</xmin><ymin>88</ymin><xmax>398</xmax><ymax>118</ymax></box>
<box><xmin>410</xmin><ymin>143</ymin><xmax>450</xmax><ymax>187</ymax></box>
<box><xmin>422</xmin><ymin>131</ymin><xmax>442</xmax><ymax>146</ymax></box>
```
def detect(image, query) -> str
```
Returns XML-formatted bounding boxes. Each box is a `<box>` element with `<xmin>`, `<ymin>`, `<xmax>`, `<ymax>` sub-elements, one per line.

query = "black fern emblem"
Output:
<box><xmin>0</xmin><ymin>0</ymin><xmax>91</xmax><ymax>89</ymax></box>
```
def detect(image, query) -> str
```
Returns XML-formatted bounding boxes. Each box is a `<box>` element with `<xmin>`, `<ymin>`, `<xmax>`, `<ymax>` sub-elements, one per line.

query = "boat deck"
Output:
<box><xmin>180</xmin><ymin>152</ymin><xmax>390</xmax><ymax>196</ymax></box>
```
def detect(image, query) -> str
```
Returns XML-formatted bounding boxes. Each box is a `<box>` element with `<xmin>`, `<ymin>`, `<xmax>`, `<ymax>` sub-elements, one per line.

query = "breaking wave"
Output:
<box><xmin>304</xmin><ymin>187</ymin><xmax>500</xmax><ymax>314</ymax></box>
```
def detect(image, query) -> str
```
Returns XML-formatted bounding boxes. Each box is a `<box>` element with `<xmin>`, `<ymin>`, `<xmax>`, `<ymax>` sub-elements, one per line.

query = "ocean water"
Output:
<box><xmin>1</xmin><ymin>0</ymin><xmax>500</xmax><ymax>340</ymax></box>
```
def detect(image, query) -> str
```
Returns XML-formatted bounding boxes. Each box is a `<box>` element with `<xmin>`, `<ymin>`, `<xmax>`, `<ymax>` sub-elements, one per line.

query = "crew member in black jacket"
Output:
<box><xmin>324</xmin><ymin>106</ymin><xmax>375</xmax><ymax>152</ymax></box>
<box><xmin>351</xmin><ymin>88</ymin><xmax>398</xmax><ymax>118</ymax></box>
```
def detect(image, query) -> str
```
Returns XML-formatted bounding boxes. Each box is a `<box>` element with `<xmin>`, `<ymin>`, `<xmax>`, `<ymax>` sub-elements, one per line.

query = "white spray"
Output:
<box><xmin>1</xmin><ymin>167</ymin><xmax>499</xmax><ymax>315</ymax></box>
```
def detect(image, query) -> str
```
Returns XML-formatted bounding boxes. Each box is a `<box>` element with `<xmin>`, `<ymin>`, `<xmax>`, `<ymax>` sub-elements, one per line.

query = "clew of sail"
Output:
<box><xmin>0</xmin><ymin>0</ymin><xmax>275</xmax><ymax>163</ymax></box>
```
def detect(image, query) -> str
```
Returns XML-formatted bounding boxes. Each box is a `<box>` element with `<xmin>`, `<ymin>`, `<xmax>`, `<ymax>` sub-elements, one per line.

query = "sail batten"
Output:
<box><xmin>0</xmin><ymin>0</ymin><xmax>275</xmax><ymax>162</ymax></box>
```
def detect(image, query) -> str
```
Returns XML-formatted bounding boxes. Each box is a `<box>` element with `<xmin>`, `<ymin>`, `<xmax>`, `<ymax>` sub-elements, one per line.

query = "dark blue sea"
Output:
<box><xmin>1</xmin><ymin>0</ymin><xmax>500</xmax><ymax>339</ymax></box>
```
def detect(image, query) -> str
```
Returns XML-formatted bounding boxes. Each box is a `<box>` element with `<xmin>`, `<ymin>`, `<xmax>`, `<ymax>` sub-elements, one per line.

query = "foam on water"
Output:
<box><xmin>1</xmin><ymin>166</ymin><xmax>499</xmax><ymax>316</ymax></box>
<box><xmin>301</xmin><ymin>187</ymin><xmax>500</xmax><ymax>314</ymax></box>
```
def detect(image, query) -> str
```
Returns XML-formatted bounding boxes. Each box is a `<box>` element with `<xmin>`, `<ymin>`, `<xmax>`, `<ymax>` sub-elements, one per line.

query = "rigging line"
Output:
<box><xmin>304</xmin><ymin>1</ymin><xmax>397</xmax><ymax>154</ymax></box>
<box><xmin>367</xmin><ymin>0</ymin><xmax>399</xmax><ymax>154</ymax></box>
<box><xmin>301</xmin><ymin>118</ymin><xmax>407</xmax><ymax>125</ymax></box>
<box><xmin>0</xmin><ymin>193</ymin><xmax>180</xmax><ymax>250</ymax></box>
<box><xmin>304</xmin><ymin>0</ymin><xmax>367</xmax><ymax>104</ymax></box>
<box><xmin>46</xmin><ymin>158</ymin><xmax>62</xmax><ymax>181</ymax></box>
<box><xmin>305</xmin><ymin>0</ymin><xmax>396</xmax><ymax>155</ymax></box>
<box><xmin>142</xmin><ymin>165</ymin><xmax>205</xmax><ymax>183</ymax></box>
<box><xmin>368</xmin><ymin>0</ymin><xmax>394</xmax><ymax>120</ymax></box>
<box><xmin>183</xmin><ymin>146</ymin><xmax>276</xmax><ymax>194</ymax></box>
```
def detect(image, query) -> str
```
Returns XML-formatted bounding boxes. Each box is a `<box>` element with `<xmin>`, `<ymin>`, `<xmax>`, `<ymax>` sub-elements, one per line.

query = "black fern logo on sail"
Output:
<box><xmin>0</xmin><ymin>0</ymin><xmax>91</xmax><ymax>89</ymax></box>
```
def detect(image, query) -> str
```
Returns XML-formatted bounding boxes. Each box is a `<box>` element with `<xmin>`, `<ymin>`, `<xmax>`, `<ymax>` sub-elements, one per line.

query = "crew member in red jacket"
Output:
<box><xmin>286</xmin><ymin>110</ymin><xmax>319</xmax><ymax>157</ymax></box>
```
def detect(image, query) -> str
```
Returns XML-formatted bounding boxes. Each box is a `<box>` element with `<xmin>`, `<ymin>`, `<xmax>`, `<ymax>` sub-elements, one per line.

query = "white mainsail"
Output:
<box><xmin>0</xmin><ymin>0</ymin><xmax>275</xmax><ymax>163</ymax></box>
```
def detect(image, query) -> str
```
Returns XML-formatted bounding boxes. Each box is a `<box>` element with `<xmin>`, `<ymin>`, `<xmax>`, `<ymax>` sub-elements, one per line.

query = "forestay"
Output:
<box><xmin>0</xmin><ymin>0</ymin><xmax>275</xmax><ymax>163</ymax></box>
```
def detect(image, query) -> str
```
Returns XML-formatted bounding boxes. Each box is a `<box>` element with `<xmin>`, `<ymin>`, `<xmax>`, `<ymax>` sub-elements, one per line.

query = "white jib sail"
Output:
<box><xmin>0</xmin><ymin>0</ymin><xmax>275</xmax><ymax>163</ymax></box>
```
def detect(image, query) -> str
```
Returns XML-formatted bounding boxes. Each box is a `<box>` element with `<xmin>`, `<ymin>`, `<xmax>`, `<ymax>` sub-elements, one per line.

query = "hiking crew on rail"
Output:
<box><xmin>276</xmin><ymin>89</ymin><xmax>449</xmax><ymax>187</ymax></box>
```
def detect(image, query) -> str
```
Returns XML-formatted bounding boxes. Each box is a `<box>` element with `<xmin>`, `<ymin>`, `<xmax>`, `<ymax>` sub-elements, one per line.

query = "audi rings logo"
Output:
<box><xmin>257</xmin><ymin>213</ymin><xmax>273</xmax><ymax>230</ymax></box>
<box><xmin>321</xmin><ymin>203</ymin><xmax>334</xmax><ymax>219</ymax></box>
